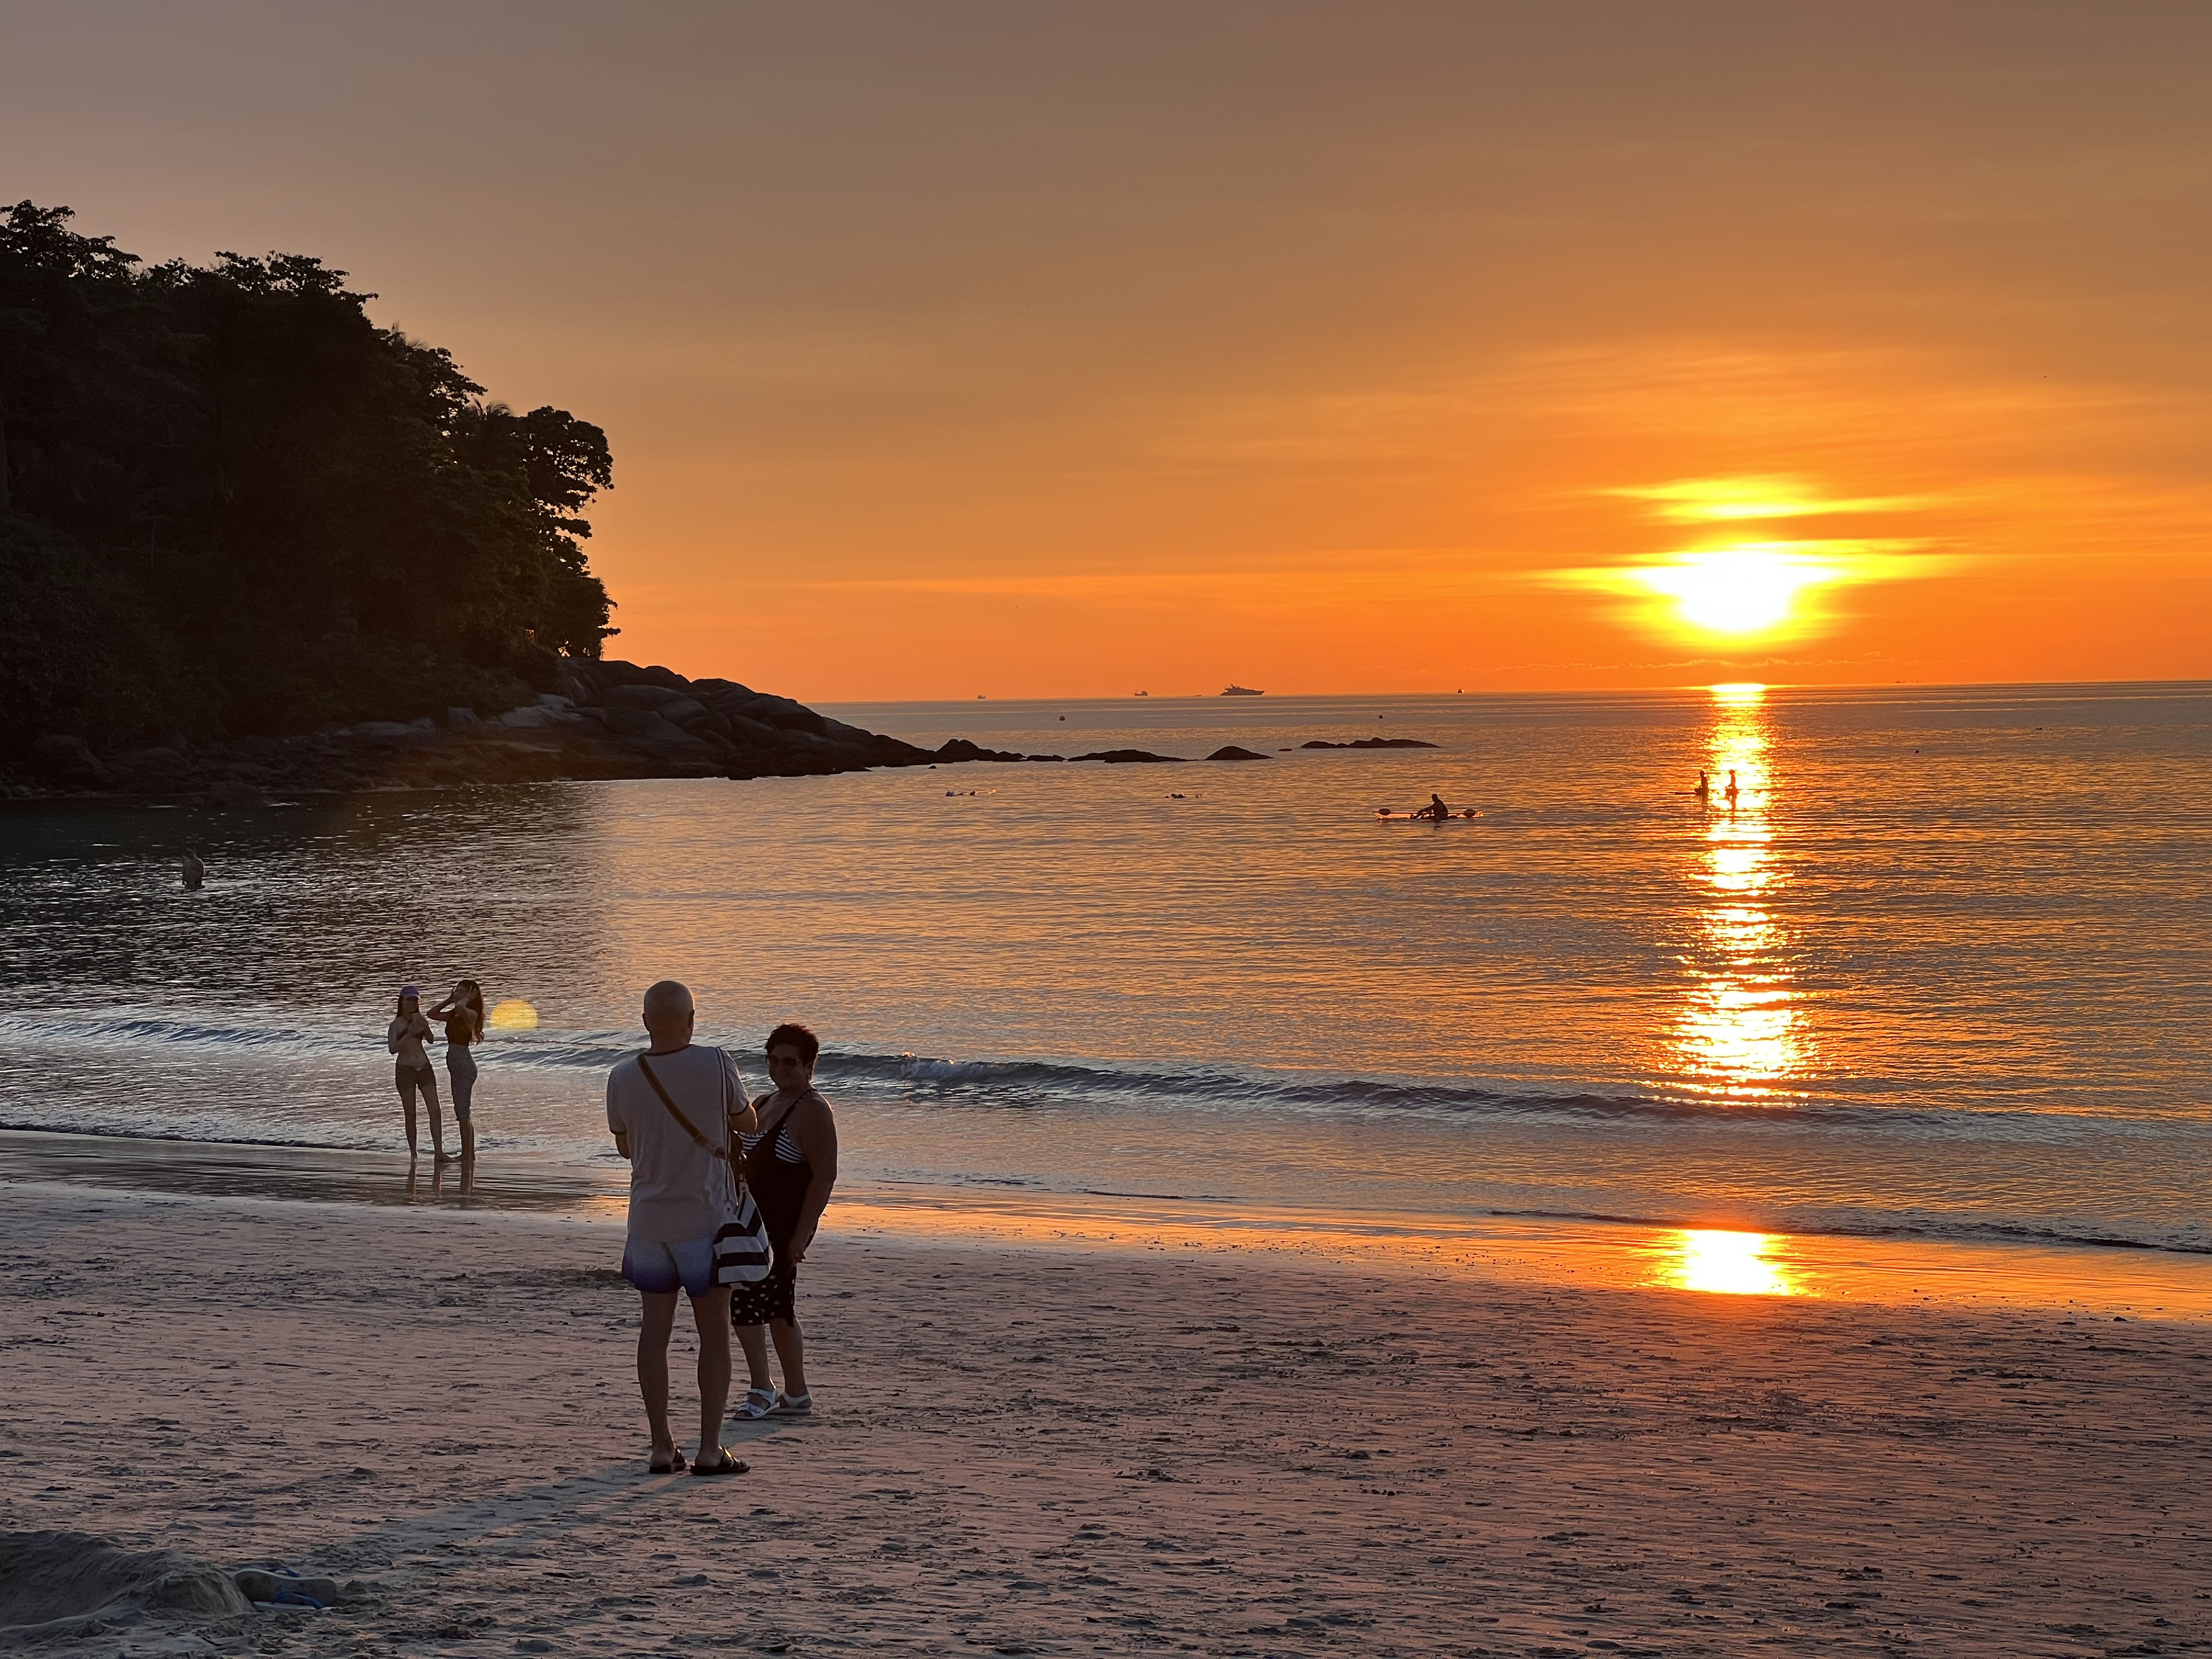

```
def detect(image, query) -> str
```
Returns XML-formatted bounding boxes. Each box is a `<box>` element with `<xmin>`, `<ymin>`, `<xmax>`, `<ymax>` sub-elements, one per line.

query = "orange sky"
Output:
<box><xmin>4</xmin><ymin>2</ymin><xmax>2209</xmax><ymax>698</ymax></box>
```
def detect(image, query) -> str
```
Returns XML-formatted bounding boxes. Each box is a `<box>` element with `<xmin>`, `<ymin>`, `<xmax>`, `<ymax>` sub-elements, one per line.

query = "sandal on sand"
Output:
<box><xmin>648</xmin><ymin>1451</ymin><xmax>688</xmax><ymax>1474</ymax></box>
<box><xmin>691</xmin><ymin>1449</ymin><xmax>748</xmax><ymax>1477</ymax></box>
<box><xmin>766</xmin><ymin>1391</ymin><xmax>812</xmax><ymax>1417</ymax></box>
<box><xmin>733</xmin><ymin>1387</ymin><xmax>780</xmax><ymax>1421</ymax></box>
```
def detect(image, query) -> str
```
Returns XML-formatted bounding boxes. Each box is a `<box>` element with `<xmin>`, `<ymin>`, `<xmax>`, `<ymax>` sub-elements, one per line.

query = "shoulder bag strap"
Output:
<box><xmin>635</xmin><ymin>1052</ymin><xmax>730</xmax><ymax>1164</ymax></box>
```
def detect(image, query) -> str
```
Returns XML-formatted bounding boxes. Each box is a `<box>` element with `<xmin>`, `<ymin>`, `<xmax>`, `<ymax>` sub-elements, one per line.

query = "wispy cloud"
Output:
<box><xmin>1604</xmin><ymin>476</ymin><xmax>1939</xmax><ymax>523</ymax></box>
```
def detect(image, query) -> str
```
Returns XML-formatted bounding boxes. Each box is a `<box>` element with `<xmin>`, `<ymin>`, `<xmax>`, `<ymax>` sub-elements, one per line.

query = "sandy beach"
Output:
<box><xmin>3</xmin><ymin>1182</ymin><xmax>2208</xmax><ymax>1658</ymax></box>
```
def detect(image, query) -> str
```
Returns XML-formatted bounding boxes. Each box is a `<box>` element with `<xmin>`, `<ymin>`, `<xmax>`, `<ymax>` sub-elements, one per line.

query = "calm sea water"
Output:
<box><xmin>2</xmin><ymin>683</ymin><xmax>2207</xmax><ymax>1255</ymax></box>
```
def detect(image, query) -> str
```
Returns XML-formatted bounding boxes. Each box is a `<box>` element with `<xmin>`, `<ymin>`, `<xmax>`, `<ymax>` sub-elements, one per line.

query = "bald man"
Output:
<box><xmin>607</xmin><ymin>979</ymin><xmax>757</xmax><ymax>1475</ymax></box>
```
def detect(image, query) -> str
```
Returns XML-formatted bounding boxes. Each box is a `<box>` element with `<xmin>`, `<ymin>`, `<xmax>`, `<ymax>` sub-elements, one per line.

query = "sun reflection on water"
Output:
<box><xmin>1665</xmin><ymin>1229</ymin><xmax>1798</xmax><ymax>1296</ymax></box>
<box><xmin>1674</xmin><ymin>682</ymin><xmax>1809</xmax><ymax>1098</ymax></box>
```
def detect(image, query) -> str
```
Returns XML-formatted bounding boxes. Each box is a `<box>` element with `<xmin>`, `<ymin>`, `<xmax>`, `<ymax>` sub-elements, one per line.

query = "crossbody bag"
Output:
<box><xmin>635</xmin><ymin>1048</ymin><xmax>773</xmax><ymax>1285</ymax></box>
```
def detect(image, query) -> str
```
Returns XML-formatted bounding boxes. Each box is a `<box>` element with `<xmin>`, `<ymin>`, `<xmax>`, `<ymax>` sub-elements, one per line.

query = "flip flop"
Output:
<box><xmin>648</xmin><ymin>1452</ymin><xmax>688</xmax><ymax>1474</ymax></box>
<box><xmin>691</xmin><ymin>1450</ymin><xmax>748</xmax><ymax>1477</ymax></box>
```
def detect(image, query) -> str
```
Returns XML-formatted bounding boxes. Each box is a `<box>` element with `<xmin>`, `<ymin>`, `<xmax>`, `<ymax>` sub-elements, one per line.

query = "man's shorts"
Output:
<box><xmin>620</xmin><ymin>1236</ymin><xmax>719</xmax><ymax>1297</ymax></box>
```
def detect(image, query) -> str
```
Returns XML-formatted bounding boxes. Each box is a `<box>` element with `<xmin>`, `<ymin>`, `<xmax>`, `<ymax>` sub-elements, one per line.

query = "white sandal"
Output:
<box><xmin>766</xmin><ymin>1391</ymin><xmax>812</xmax><ymax>1417</ymax></box>
<box><xmin>733</xmin><ymin>1387</ymin><xmax>780</xmax><ymax>1421</ymax></box>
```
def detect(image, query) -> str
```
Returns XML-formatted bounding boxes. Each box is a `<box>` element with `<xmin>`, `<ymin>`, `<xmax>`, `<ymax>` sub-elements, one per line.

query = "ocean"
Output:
<box><xmin>2</xmin><ymin>682</ymin><xmax>2208</xmax><ymax>1270</ymax></box>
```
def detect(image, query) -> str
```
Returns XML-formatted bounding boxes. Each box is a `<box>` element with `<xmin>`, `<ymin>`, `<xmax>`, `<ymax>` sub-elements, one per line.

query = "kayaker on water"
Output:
<box><xmin>1420</xmin><ymin>793</ymin><xmax>1451</xmax><ymax>821</ymax></box>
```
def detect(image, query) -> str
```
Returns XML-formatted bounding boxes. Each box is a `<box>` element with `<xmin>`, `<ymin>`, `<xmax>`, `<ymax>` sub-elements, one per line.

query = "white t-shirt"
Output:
<box><xmin>606</xmin><ymin>1045</ymin><xmax>749</xmax><ymax>1243</ymax></box>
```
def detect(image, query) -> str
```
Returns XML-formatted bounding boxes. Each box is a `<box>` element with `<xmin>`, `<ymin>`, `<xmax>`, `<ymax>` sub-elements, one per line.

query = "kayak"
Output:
<box><xmin>1375</xmin><ymin>810</ymin><xmax>1481</xmax><ymax>821</ymax></box>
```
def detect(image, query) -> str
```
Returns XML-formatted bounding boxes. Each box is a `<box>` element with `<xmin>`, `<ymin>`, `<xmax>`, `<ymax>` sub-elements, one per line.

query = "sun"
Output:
<box><xmin>1633</xmin><ymin>544</ymin><xmax>1838</xmax><ymax>636</ymax></box>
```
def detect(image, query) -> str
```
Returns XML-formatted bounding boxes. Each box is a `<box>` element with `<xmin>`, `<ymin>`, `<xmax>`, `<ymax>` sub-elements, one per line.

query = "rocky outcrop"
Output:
<box><xmin>1300</xmin><ymin>737</ymin><xmax>1439</xmax><ymax>749</ymax></box>
<box><xmin>1066</xmin><ymin>749</ymin><xmax>1186</xmax><ymax>764</ymax></box>
<box><xmin>1206</xmin><ymin>745</ymin><xmax>1270</xmax><ymax>761</ymax></box>
<box><xmin>1</xmin><ymin>659</ymin><xmax>1047</xmax><ymax>799</ymax></box>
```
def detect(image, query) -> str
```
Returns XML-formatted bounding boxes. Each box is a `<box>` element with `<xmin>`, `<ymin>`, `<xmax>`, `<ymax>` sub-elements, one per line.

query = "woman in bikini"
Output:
<box><xmin>731</xmin><ymin>1022</ymin><xmax>839</xmax><ymax>1420</ymax></box>
<box><xmin>427</xmin><ymin>979</ymin><xmax>487</xmax><ymax>1162</ymax></box>
<box><xmin>387</xmin><ymin>987</ymin><xmax>450</xmax><ymax>1162</ymax></box>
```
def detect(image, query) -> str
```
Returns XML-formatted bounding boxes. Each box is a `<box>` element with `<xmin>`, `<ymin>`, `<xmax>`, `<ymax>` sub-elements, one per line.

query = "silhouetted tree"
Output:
<box><xmin>0</xmin><ymin>201</ymin><xmax>616</xmax><ymax>750</ymax></box>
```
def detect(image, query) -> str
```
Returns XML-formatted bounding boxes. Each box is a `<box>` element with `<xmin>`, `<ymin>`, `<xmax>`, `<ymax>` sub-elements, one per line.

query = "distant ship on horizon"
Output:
<box><xmin>1221</xmin><ymin>684</ymin><xmax>1264</xmax><ymax>697</ymax></box>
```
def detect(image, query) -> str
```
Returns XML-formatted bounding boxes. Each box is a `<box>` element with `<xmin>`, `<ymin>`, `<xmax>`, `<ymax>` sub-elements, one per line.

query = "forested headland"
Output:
<box><xmin>0</xmin><ymin>201</ymin><xmax>616</xmax><ymax>759</ymax></box>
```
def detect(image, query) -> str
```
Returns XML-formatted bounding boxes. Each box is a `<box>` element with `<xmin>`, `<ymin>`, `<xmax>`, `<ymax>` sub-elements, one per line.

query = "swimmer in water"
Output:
<box><xmin>1724</xmin><ymin>770</ymin><xmax>1740</xmax><ymax>808</ymax></box>
<box><xmin>181</xmin><ymin>849</ymin><xmax>206</xmax><ymax>890</ymax></box>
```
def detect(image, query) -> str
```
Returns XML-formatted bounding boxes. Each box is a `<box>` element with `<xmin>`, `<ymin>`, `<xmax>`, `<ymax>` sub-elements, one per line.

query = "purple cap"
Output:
<box><xmin>400</xmin><ymin>985</ymin><xmax>420</xmax><ymax>998</ymax></box>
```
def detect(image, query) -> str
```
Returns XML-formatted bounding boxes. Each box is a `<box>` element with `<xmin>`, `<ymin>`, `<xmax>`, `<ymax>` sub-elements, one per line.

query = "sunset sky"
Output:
<box><xmin>6</xmin><ymin>2</ymin><xmax>2209</xmax><ymax>699</ymax></box>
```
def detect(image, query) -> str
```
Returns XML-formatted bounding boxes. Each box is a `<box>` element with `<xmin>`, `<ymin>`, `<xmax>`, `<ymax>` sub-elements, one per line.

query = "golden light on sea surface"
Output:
<box><xmin>488</xmin><ymin>999</ymin><xmax>539</xmax><ymax>1031</ymax></box>
<box><xmin>1665</xmin><ymin>1229</ymin><xmax>1798</xmax><ymax>1297</ymax></box>
<box><xmin>1672</xmin><ymin>682</ymin><xmax>1811</xmax><ymax>1098</ymax></box>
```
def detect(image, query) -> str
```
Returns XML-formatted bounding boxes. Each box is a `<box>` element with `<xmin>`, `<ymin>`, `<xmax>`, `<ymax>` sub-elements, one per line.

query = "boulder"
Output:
<box><xmin>29</xmin><ymin>734</ymin><xmax>111</xmax><ymax>789</ymax></box>
<box><xmin>595</xmin><ymin>705</ymin><xmax>714</xmax><ymax>753</ymax></box>
<box><xmin>605</xmin><ymin>682</ymin><xmax>687</xmax><ymax>712</ymax></box>
<box><xmin>106</xmin><ymin>746</ymin><xmax>193</xmax><ymax>791</ymax></box>
<box><xmin>655</xmin><ymin>696</ymin><xmax>712</xmax><ymax>727</ymax></box>
<box><xmin>1206</xmin><ymin>745</ymin><xmax>1270</xmax><ymax>761</ymax></box>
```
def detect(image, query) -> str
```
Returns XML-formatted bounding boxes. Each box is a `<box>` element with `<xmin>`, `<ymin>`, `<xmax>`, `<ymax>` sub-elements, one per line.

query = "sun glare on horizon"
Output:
<box><xmin>1632</xmin><ymin>544</ymin><xmax>1840</xmax><ymax>635</ymax></box>
<box><xmin>1556</xmin><ymin>474</ymin><xmax>1941</xmax><ymax>650</ymax></box>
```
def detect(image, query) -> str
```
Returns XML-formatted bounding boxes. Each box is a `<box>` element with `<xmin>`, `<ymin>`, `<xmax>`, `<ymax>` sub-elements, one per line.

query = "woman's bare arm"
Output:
<box><xmin>786</xmin><ymin>1097</ymin><xmax>839</xmax><ymax>1263</ymax></box>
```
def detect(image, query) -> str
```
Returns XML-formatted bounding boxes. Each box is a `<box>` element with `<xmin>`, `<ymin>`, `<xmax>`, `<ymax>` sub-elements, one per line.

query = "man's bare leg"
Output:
<box><xmin>691</xmin><ymin>1287</ymin><xmax>735</xmax><ymax>1467</ymax></box>
<box><xmin>636</xmin><ymin>1291</ymin><xmax>681</xmax><ymax>1467</ymax></box>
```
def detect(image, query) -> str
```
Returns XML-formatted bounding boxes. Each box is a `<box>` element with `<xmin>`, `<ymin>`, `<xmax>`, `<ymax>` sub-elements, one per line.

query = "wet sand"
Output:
<box><xmin>3</xmin><ymin>1180</ymin><xmax>2209</xmax><ymax>1657</ymax></box>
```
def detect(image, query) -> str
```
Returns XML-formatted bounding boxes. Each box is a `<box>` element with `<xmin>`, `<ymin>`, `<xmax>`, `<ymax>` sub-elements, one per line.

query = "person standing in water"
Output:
<box><xmin>1693</xmin><ymin>770</ymin><xmax>1710</xmax><ymax>804</ymax></box>
<box><xmin>428</xmin><ymin>979</ymin><xmax>486</xmax><ymax>1162</ymax></box>
<box><xmin>1724</xmin><ymin>770</ymin><xmax>1741</xmax><ymax>809</ymax></box>
<box><xmin>181</xmin><ymin>849</ymin><xmax>206</xmax><ymax>889</ymax></box>
<box><xmin>731</xmin><ymin>1023</ymin><xmax>839</xmax><ymax>1421</ymax></box>
<box><xmin>387</xmin><ymin>987</ymin><xmax>451</xmax><ymax>1162</ymax></box>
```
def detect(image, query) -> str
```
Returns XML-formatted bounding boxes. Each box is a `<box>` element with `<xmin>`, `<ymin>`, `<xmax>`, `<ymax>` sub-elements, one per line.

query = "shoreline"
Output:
<box><xmin>12</xmin><ymin>1124</ymin><xmax>2212</xmax><ymax>1323</ymax></box>
<box><xmin>3</xmin><ymin>1182</ymin><xmax>2208</xmax><ymax>1655</ymax></box>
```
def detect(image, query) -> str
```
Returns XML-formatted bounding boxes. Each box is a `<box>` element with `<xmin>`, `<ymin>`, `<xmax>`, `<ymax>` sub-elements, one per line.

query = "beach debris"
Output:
<box><xmin>234</xmin><ymin>1567</ymin><xmax>342</xmax><ymax>1608</ymax></box>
